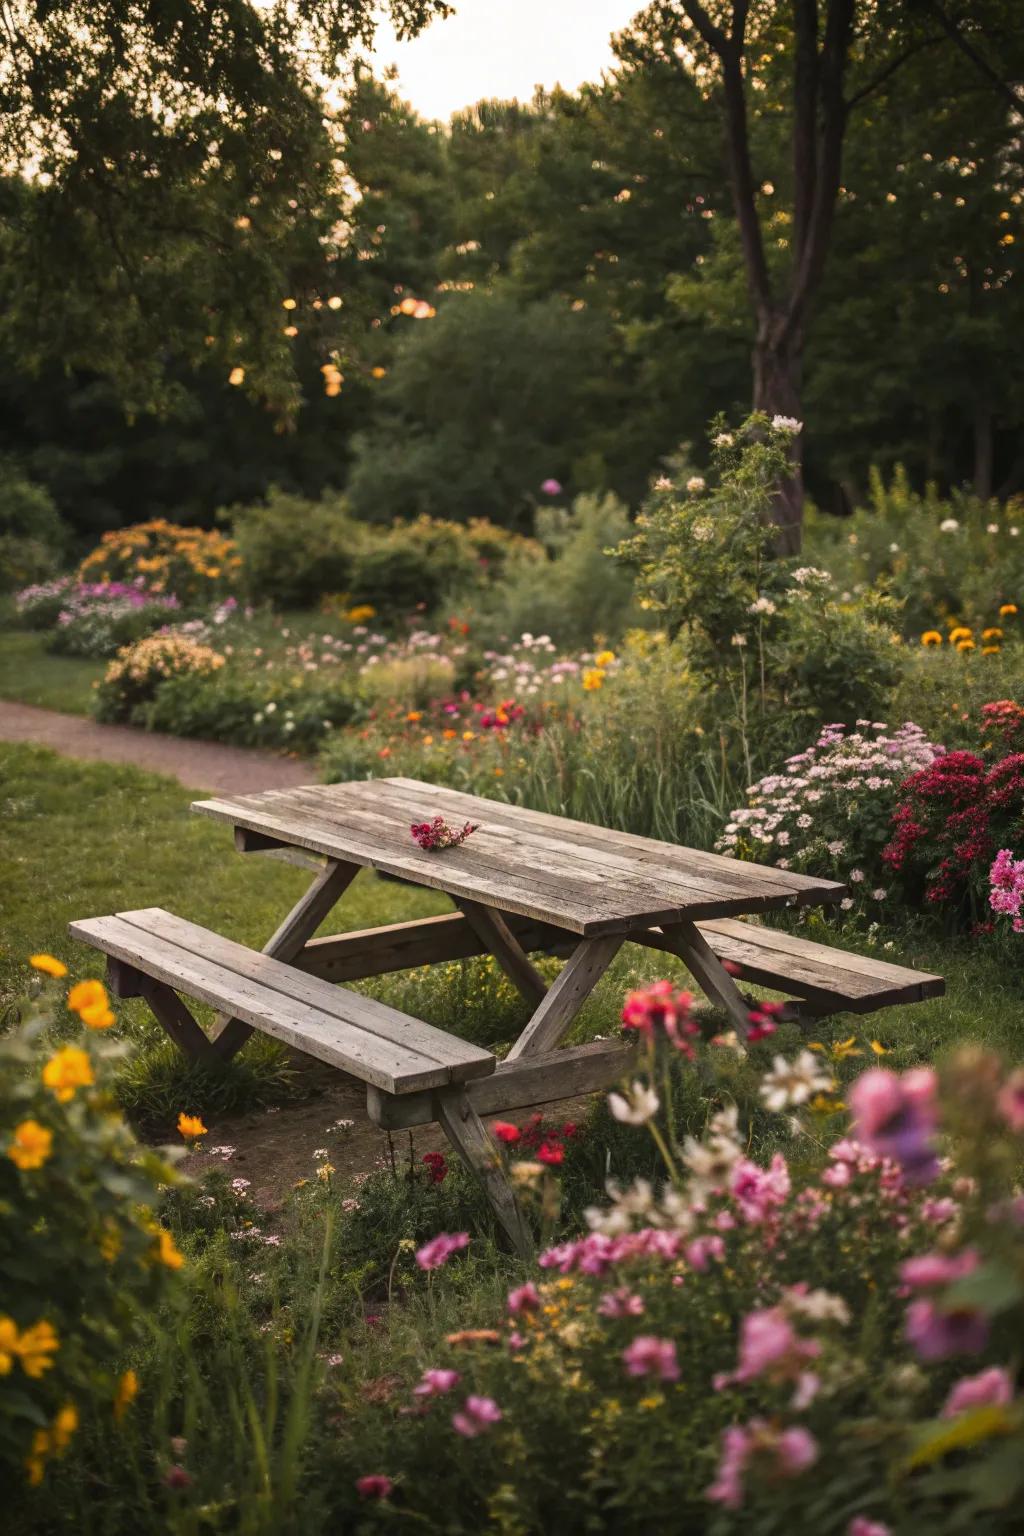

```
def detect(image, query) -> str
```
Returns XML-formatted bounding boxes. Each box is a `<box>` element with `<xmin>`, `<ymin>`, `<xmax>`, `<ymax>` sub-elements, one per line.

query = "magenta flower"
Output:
<box><xmin>905</xmin><ymin>1298</ymin><xmax>990</xmax><ymax>1361</ymax></box>
<box><xmin>685</xmin><ymin>1235</ymin><xmax>725</xmax><ymax>1271</ymax></box>
<box><xmin>848</xmin><ymin>1519</ymin><xmax>891</xmax><ymax>1536</ymax></box>
<box><xmin>941</xmin><ymin>1365</ymin><xmax>1014</xmax><ymax>1418</ymax></box>
<box><xmin>730</xmin><ymin>1154</ymin><xmax>791</xmax><ymax>1223</ymax></box>
<box><xmin>451</xmin><ymin>1395</ymin><xmax>502</xmax><ymax>1437</ymax></box>
<box><xmin>706</xmin><ymin>1419</ymin><xmax>817</xmax><ymax>1509</ymax></box>
<box><xmin>900</xmin><ymin>1248</ymin><xmax>980</xmax><ymax>1291</ymax></box>
<box><xmin>540</xmin><ymin>478</ymin><xmax>562</xmax><ymax>495</ymax></box>
<box><xmin>848</xmin><ymin>1066</ymin><xmax>939</xmax><ymax>1183</ymax></box>
<box><xmin>506</xmin><ymin>1282</ymin><xmax>541</xmax><ymax>1316</ymax></box>
<box><xmin>355</xmin><ymin>1474</ymin><xmax>393</xmax><ymax>1499</ymax></box>
<box><xmin>622</xmin><ymin>1334</ymin><xmax>680</xmax><ymax>1382</ymax></box>
<box><xmin>413</xmin><ymin>1368</ymin><xmax>460</xmax><ymax>1398</ymax></box>
<box><xmin>598</xmin><ymin>1287</ymin><xmax>645</xmax><ymax>1318</ymax></box>
<box><xmin>415</xmin><ymin>1231</ymin><xmax>470</xmax><ymax>1271</ymax></box>
<box><xmin>998</xmin><ymin>1067</ymin><xmax>1024</xmax><ymax>1132</ymax></box>
<box><xmin>714</xmin><ymin>1306</ymin><xmax>820</xmax><ymax>1391</ymax></box>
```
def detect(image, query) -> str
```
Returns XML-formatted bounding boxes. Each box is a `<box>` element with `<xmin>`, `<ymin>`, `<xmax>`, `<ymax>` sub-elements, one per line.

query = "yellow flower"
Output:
<box><xmin>870</xmin><ymin>1040</ymin><xmax>890</xmax><ymax>1055</ymax></box>
<box><xmin>999</xmin><ymin>603</ymin><xmax>1017</xmax><ymax>617</ymax></box>
<box><xmin>113</xmin><ymin>1369</ymin><xmax>139</xmax><ymax>1421</ymax></box>
<box><xmin>582</xmin><ymin>668</ymin><xmax>605</xmax><ymax>690</ymax></box>
<box><xmin>67</xmin><ymin>978</ymin><xmax>107</xmax><ymax>1014</ymax></box>
<box><xmin>42</xmin><ymin>1046</ymin><xmax>94</xmax><ymax>1103</ymax></box>
<box><xmin>30</xmin><ymin>953</ymin><xmax>67</xmax><ymax>978</ymax></box>
<box><xmin>594</xmin><ymin>649</ymin><xmax>616</xmax><ymax>667</ymax></box>
<box><xmin>52</xmin><ymin>1402</ymin><xmax>78</xmax><ymax>1450</ymax></box>
<box><xmin>462</xmin><ymin>730</ymin><xmax>476</xmax><ymax>742</ymax></box>
<box><xmin>8</xmin><ymin>1119</ymin><xmax>53</xmax><ymax>1171</ymax></box>
<box><xmin>920</xmin><ymin>631</ymin><xmax>943</xmax><ymax>647</ymax></box>
<box><xmin>371</xmin><ymin>366</ymin><xmax>387</xmax><ymax>378</ymax></box>
<box><xmin>155</xmin><ymin>1229</ymin><xmax>185</xmax><ymax>1270</ymax></box>
<box><xmin>15</xmin><ymin>1319</ymin><xmax>60</xmax><ymax>1378</ymax></box>
<box><xmin>80</xmin><ymin>1002</ymin><xmax>116</xmax><ymax>1029</ymax></box>
<box><xmin>982</xmin><ymin>645</ymin><xmax>1000</xmax><ymax>655</ymax></box>
<box><xmin>956</xmin><ymin>639</ymin><xmax>975</xmax><ymax>651</ymax></box>
<box><xmin>99</xmin><ymin>1223</ymin><xmax>122</xmax><ymax>1263</ymax></box>
<box><xmin>26</xmin><ymin>1429</ymin><xmax>49</xmax><ymax>1485</ymax></box>
<box><xmin>982</xmin><ymin>627</ymin><xmax>1003</xmax><ymax>641</ymax></box>
<box><xmin>345</xmin><ymin>604</ymin><xmax>376</xmax><ymax>623</ymax></box>
<box><xmin>176</xmin><ymin>1112</ymin><xmax>207</xmax><ymax>1140</ymax></box>
<box><xmin>228</xmin><ymin>366</ymin><xmax>245</xmax><ymax>386</ymax></box>
<box><xmin>948</xmin><ymin>626</ymin><xmax>972</xmax><ymax>642</ymax></box>
<box><xmin>0</xmin><ymin>1316</ymin><xmax>19</xmax><ymax>1374</ymax></box>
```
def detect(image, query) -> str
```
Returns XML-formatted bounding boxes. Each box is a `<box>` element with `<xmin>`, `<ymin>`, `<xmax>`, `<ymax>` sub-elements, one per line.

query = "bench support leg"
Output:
<box><xmin>455</xmin><ymin>899</ymin><xmax>549</xmax><ymax>1006</ymax></box>
<box><xmin>658</xmin><ymin>919</ymin><xmax>752</xmax><ymax>1041</ymax></box>
<box><xmin>209</xmin><ymin>858</ymin><xmax>359</xmax><ymax>1061</ymax></box>
<box><xmin>505</xmin><ymin>935</ymin><xmax>624</xmax><ymax>1061</ymax></box>
<box><xmin>434</xmin><ymin>1087</ymin><xmax>534</xmax><ymax>1260</ymax></box>
<box><xmin>107</xmin><ymin>961</ymin><xmax>214</xmax><ymax>1061</ymax></box>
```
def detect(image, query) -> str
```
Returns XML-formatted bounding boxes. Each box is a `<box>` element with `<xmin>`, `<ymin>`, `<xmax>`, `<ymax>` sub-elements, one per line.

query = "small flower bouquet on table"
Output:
<box><xmin>410</xmin><ymin>815</ymin><xmax>478</xmax><ymax>851</ymax></box>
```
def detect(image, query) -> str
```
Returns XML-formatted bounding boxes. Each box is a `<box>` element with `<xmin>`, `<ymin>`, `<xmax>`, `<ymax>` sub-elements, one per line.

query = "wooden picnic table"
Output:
<box><xmin>189</xmin><ymin>776</ymin><xmax>848</xmax><ymax>1057</ymax></box>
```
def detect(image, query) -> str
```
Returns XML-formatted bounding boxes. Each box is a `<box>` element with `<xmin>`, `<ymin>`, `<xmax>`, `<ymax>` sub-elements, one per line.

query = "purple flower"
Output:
<box><xmin>506</xmin><ymin>1282</ymin><xmax>541</xmax><ymax>1316</ymax></box>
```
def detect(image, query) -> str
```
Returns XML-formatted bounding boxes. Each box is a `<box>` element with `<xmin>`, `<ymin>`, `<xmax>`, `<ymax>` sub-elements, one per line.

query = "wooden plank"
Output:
<box><xmin>381</xmin><ymin>777</ymin><xmax>845</xmax><ymax>906</ymax></box>
<box><xmin>342</xmin><ymin>777</ymin><xmax>832</xmax><ymax>913</ymax></box>
<box><xmin>505</xmin><ymin>935</ymin><xmax>624</xmax><ymax>1061</ymax></box>
<box><xmin>234</xmin><ymin>826</ymin><xmax>325</xmax><ymax>871</ymax></box>
<box><xmin>657</xmin><ymin>919</ymin><xmax>754</xmax><ymax>1041</ymax></box>
<box><xmin>366</xmin><ymin>1038</ymin><xmax>637</xmax><ymax>1129</ymax></box>
<box><xmin>136</xmin><ymin>977</ymin><xmax>215</xmax><ymax>1061</ymax></box>
<box><xmin>434</xmin><ymin>1086</ymin><xmax>534</xmax><ymax>1259</ymax></box>
<box><xmin>115</xmin><ymin>908</ymin><xmax>495</xmax><ymax>1081</ymax></box>
<box><xmin>209</xmin><ymin>857</ymin><xmax>359</xmax><ymax>1058</ymax></box>
<box><xmin>69</xmin><ymin>913</ymin><xmax>489</xmax><ymax>1095</ymax></box>
<box><xmin>295</xmin><ymin>912</ymin><xmax>574</xmax><ymax>981</ymax></box>
<box><xmin>456</xmin><ymin>899</ymin><xmax>548</xmax><ymax>1005</ymax></box>
<box><xmin>192</xmin><ymin>795</ymin><xmax>667</xmax><ymax>935</ymax></box>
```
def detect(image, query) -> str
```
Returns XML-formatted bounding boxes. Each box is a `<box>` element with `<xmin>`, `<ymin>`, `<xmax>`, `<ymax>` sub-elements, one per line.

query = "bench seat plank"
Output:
<box><xmin>693</xmin><ymin>918</ymin><xmax>945</xmax><ymax>1013</ymax></box>
<box><xmin>69</xmin><ymin>909</ymin><xmax>495</xmax><ymax>1095</ymax></box>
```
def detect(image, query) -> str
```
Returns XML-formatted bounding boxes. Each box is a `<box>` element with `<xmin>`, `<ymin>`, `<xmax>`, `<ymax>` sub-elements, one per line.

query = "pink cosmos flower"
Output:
<box><xmin>506</xmin><ymin>1282</ymin><xmax>541</xmax><ymax>1316</ymax></box>
<box><xmin>451</xmin><ymin>1395</ymin><xmax>502</xmax><ymax>1437</ymax></box>
<box><xmin>714</xmin><ymin>1306</ymin><xmax>820</xmax><ymax>1391</ymax></box>
<box><xmin>415</xmin><ymin>1231</ymin><xmax>470</xmax><ymax>1271</ymax></box>
<box><xmin>598</xmin><ymin>1287</ymin><xmax>645</xmax><ymax>1318</ymax></box>
<box><xmin>413</xmin><ymin>1368</ymin><xmax>460</xmax><ymax>1398</ymax></box>
<box><xmin>706</xmin><ymin>1419</ymin><xmax>818</xmax><ymax>1509</ymax></box>
<box><xmin>622</xmin><ymin>1334</ymin><xmax>680</xmax><ymax>1382</ymax></box>
<box><xmin>685</xmin><ymin>1235</ymin><xmax>725</xmax><ymax>1271</ymax></box>
<box><xmin>356</xmin><ymin>1475</ymin><xmax>393</xmax><ymax>1499</ymax></box>
<box><xmin>620</xmin><ymin>979</ymin><xmax>699</xmax><ymax>1055</ymax></box>
<box><xmin>730</xmin><ymin>1154</ymin><xmax>791</xmax><ymax>1223</ymax></box>
<box><xmin>941</xmin><ymin>1365</ymin><xmax>1014</xmax><ymax>1418</ymax></box>
<box><xmin>848</xmin><ymin>1518</ymin><xmax>891</xmax><ymax>1536</ymax></box>
<box><xmin>848</xmin><ymin>1067</ymin><xmax>939</xmax><ymax>1183</ymax></box>
<box><xmin>540</xmin><ymin>478</ymin><xmax>562</xmax><ymax>495</ymax></box>
<box><xmin>900</xmin><ymin>1248</ymin><xmax>979</xmax><ymax>1291</ymax></box>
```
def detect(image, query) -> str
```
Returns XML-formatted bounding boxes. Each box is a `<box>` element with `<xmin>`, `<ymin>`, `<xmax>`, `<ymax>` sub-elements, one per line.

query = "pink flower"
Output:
<box><xmin>622</xmin><ymin>1334</ymin><xmax>680</xmax><ymax>1382</ymax></box>
<box><xmin>730</xmin><ymin>1153</ymin><xmax>791</xmax><ymax>1223</ymax></box>
<box><xmin>777</xmin><ymin>1425</ymin><xmax>818</xmax><ymax>1474</ymax></box>
<box><xmin>848</xmin><ymin>1517</ymin><xmax>890</xmax><ymax>1535</ymax></box>
<box><xmin>620</xmin><ymin>980</ymin><xmax>699</xmax><ymax>1056</ymax></box>
<box><xmin>997</xmin><ymin>1068</ymin><xmax>1024</xmax><ymax>1133</ymax></box>
<box><xmin>356</xmin><ymin>1475</ymin><xmax>393</xmax><ymax>1499</ymax></box>
<box><xmin>451</xmin><ymin>1395</ymin><xmax>502</xmax><ymax>1437</ymax></box>
<box><xmin>848</xmin><ymin>1067</ymin><xmax>939</xmax><ymax>1183</ymax></box>
<box><xmin>706</xmin><ymin>1423</ymin><xmax>751</xmax><ymax>1509</ymax></box>
<box><xmin>900</xmin><ymin>1248</ymin><xmax>979</xmax><ymax>1290</ymax></box>
<box><xmin>413</xmin><ymin>1368</ymin><xmax>460</xmax><ymax>1398</ymax></box>
<box><xmin>706</xmin><ymin>1419</ymin><xmax>817</xmax><ymax>1509</ymax></box>
<box><xmin>905</xmin><ymin>1298</ymin><xmax>989</xmax><ymax>1361</ymax></box>
<box><xmin>415</xmin><ymin>1231</ymin><xmax>470</xmax><ymax>1271</ymax></box>
<box><xmin>715</xmin><ymin>1306</ymin><xmax>819</xmax><ymax>1390</ymax></box>
<box><xmin>941</xmin><ymin>1366</ymin><xmax>1014</xmax><ymax>1418</ymax></box>
<box><xmin>685</xmin><ymin>1235</ymin><xmax>725</xmax><ymax>1271</ymax></box>
<box><xmin>540</xmin><ymin>478</ymin><xmax>562</xmax><ymax>495</ymax></box>
<box><xmin>598</xmin><ymin>1287</ymin><xmax>645</xmax><ymax>1318</ymax></box>
<box><xmin>506</xmin><ymin>1282</ymin><xmax>541</xmax><ymax>1316</ymax></box>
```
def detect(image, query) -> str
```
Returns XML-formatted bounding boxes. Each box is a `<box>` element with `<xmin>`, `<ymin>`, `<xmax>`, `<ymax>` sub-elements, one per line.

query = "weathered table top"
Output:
<box><xmin>192</xmin><ymin>777</ymin><xmax>845</xmax><ymax>937</ymax></box>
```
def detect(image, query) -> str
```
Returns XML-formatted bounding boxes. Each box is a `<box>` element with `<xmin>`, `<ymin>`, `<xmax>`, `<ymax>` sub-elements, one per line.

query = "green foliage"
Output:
<box><xmin>0</xmin><ymin>464</ymin><xmax>65</xmax><ymax>591</ymax></box>
<box><xmin>95</xmin><ymin>633</ymin><xmax>226</xmax><ymax>725</ymax></box>
<box><xmin>350</xmin><ymin>514</ymin><xmax>540</xmax><ymax>617</ymax></box>
<box><xmin>0</xmin><ymin>974</ymin><xmax>184</xmax><ymax>1486</ymax></box>
<box><xmin>229</xmin><ymin>489</ymin><xmax>358</xmax><ymax>609</ymax></box>
<box><xmin>143</xmin><ymin>665</ymin><xmax>361</xmax><ymax>754</ymax></box>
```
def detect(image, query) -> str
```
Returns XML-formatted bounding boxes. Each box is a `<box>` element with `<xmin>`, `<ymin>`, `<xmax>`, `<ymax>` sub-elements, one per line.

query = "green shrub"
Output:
<box><xmin>0</xmin><ymin>465</ymin><xmax>66</xmax><ymax>591</ymax></box>
<box><xmin>78</xmin><ymin>520</ymin><xmax>240</xmax><ymax>605</ymax></box>
<box><xmin>229</xmin><ymin>488</ymin><xmax>359</xmax><ymax>608</ymax></box>
<box><xmin>143</xmin><ymin>665</ymin><xmax>362</xmax><ymax>752</ymax></box>
<box><xmin>0</xmin><ymin>961</ymin><xmax>184</xmax><ymax>1490</ymax></box>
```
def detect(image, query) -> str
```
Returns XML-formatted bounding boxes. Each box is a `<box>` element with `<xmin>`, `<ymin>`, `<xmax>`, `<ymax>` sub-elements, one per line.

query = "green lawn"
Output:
<box><xmin>3</xmin><ymin>739</ymin><xmax>1021</xmax><ymax>1130</ymax></box>
<box><xmin>0</xmin><ymin>627</ymin><xmax>102</xmax><ymax>713</ymax></box>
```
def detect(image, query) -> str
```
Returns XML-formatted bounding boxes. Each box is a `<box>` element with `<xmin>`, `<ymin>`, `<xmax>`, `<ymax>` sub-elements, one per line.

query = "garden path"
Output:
<box><xmin>0</xmin><ymin>699</ymin><xmax>313</xmax><ymax>794</ymax></box>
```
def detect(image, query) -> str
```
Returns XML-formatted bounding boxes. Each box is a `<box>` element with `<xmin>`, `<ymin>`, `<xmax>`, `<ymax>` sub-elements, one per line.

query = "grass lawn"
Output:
<box><xmin>0</xmin><ymin>627</ymin><xmax>102</xmax><ymax>713</ymax></box>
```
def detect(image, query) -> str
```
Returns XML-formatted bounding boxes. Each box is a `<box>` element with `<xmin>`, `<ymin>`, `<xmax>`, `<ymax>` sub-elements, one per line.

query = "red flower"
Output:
<box><xmin>356</xmin><ymin>1475</ymin><xmax>394</xmax><ymax>1500</ymax></box>
<box><xmin>422</xmin><ymin>1151</ymin><xmax>448</xmax><ymax>1184</ymax></box>
<box><xmin>492</xmin><ymin>1122</ymin><xmax>521</xmax><ymax>1144</ymax></box>
<box><xmin>537</xmin><ymin>1141</ymin><xmax>564</xmax><ymax>1166</ymax></box>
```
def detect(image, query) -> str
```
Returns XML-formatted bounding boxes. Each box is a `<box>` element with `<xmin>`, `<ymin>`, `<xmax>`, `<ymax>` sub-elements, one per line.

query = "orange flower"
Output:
<box><xmin>42</xmin><ymin>1047</ymin><xmax>93</xmax><ymax>1103</ymax></box>
<box><xmin>8</xmin><ymin>1120</ymin><xmax>53</xmax><ymax>1171</ymax></box>
<box><xmin>30</xmin><ymin>954</ymin><xmax>67</xmax><ymax>979</ymax></box>
<box><xmin>177</xmin><ymin>1112</ymin><xmax>207</xmax><ymax>1139</ymax></box>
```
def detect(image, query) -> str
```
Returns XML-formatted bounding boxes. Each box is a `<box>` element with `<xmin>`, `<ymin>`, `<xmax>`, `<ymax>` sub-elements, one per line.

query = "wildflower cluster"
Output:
<box><xmin>919</xmin><ymin>604</ymin><xmax>1018</xmax><ymax>655</ymax></box>
<box><xmin>989</xmin><ymin>848</ymin><xmax>1024</xmax><ymax>933</ymax></box>
<box><xmin>409</xmin><ymin>815</ymin><xmax>477</xmax><ymax>851</ymax></box>
<box><xmin>719</xmin><ymin>720</ymin><xmax>941</xmax><ymax>919</ymax></box>
<box><xmin>78</xmin><ymin>519</ymin><xmax>240</xmax><ymax>604</ymax></box>
<box><xmin>97</xmin><ymin>632</ymin><xmax>226</xmax><ymax>722</ymax></box>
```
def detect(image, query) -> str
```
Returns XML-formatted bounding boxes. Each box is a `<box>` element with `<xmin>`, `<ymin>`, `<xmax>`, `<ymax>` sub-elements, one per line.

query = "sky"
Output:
<box><xmin>372</xmin><ymin>0</ymin><xmax>642</xmax><ymax>121</ymax></box>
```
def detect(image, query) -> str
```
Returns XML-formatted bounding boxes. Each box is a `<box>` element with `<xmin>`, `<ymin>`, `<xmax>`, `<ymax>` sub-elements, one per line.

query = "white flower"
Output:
<box><xmin>731</xmin><ymin>633</ymin><xmax>748</xmax><ymax>647</ymax></box>
<box><xmin>748</xmin><ymin>596</ymin><xmax>777</xmax><ymax>616</ymax></box>
<box><xmin>792</xmin><ymin>566</ymin><xmax>831</xmax><ymax>586</ymax></box>
<box><xmin>654</xmin><ymin>475</ymin><xmax>672</xmax><ymax>490</ymax></box>
<box><xmin>987</xmin><ymin>523</ymin><xmax>999</xmax><ymax>534</ymax></box>
<box><xmin>849</xmin><ymin>868</ymin><xmax>865</xmax><ymax>883</ymax></box>
<box><xmin>608</xmin><ymin>1080</ymin><xmax>660</xmax><ymax>1126</ymax></box>
<box><xmin>827</xmin><ymin>839</ymin><xmax>846</xmax><ymax>855</ymax></box>
<box><xmin>686</xmin><ymin>475</ymin><xmax>706</xmax><ymax>493</ymax></box>
<box><xmin>889</xmin><ymin>542</ymin><xmax>900</xmax><ymax>553</ymax></box>
<box><xmin>759</xmin><ymin>1051</ymin><xmax>834</xmax><ymax>1112</ymax></box>
<box><xmin>692</xmin><ymin>519</ymin><xmax>714</xmax><ymax>542</ymax></box>
<box><xmin>784</xmin><ymin>1286</ymin><xmax>850</xmax><ymax>1325</ymax></box>
<box><xmin>796</xmin><ymin>813</ymin><xmax>812</xmax><ymax>829</ymax></box>
<box><xmin>840</xmin><ymin>896</ymin><xmax>854</xmax><ymax>910</ymax></box>
<box><xmin>872</xmin><ymin>888</ymin><xmax>888</xmax><ymax>900</ymax></box>
<box><xmin>771</xmin><ymin>415</ymin><xmax>802</xmax><ymax>433</ymax></box>
<box><xmin>312</xmin><ymin>1147</ymin><xmax>329</xmax><ymax>1160</ymax></box>
<box><xmin>714</xmin><ymin>431</ymin><xmax>734</xmax><ymax>447</ymax></box>
<box><xmin>1011</xmin><ymin>526</ymin><xmax>1020</xmax><ymax>537</ymax></box>
<box><xmin>265</xmin><ymin>701</ymin><xmax>277</xmax><ymax>714</ymax></box>
<box><xmin>939</xmin><ymin>518</ymin><xmax>959</xmax><ymax>532</ymax></box>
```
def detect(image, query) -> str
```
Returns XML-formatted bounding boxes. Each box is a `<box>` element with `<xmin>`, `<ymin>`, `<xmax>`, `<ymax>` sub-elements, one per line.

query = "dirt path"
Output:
<box><xmin>0</xmin><ymin>699</ymin><xmax>313</xmax><ymax>793</ymax></box>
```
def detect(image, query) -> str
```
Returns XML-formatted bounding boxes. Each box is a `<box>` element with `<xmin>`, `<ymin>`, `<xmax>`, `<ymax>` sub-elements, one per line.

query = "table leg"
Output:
<box><xmin>434</xmin><ymin>1086</ymin><xmax>534</xmax><ymax>1259</ymax></box>
<box><xmin>505</xmin><ymin>935</ymin><xmax>624</xmax><ymax>1061</ymax></box>
<box><xmin>209</xmin><ymin>857</ymin><xmax>360</xmax><ymax>1061</ymax></box>
<box><xmin>455</xmin><ymin>898</ymin><xmax>548</xmax><ymax>1005</ymax></box>
<box><xmin>657</xmin><ymin>919</ymin><xmax>753</xmax><ymax>1041</ymax></box>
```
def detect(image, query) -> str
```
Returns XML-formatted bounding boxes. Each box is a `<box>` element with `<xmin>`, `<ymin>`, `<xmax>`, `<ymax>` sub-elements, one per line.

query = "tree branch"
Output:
<box><xmin>922</xmin><ymin>1</ymin><xmax>1024</xmax><ymax>113</ymax></box>
<box><xmin>845</xmin><ymin>34</ymin><xmax>944</xmax><ymax>111</ymax></box>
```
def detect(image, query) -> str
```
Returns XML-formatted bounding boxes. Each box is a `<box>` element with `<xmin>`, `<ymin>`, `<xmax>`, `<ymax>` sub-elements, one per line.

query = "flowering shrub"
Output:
<box><xmin>989</xmin><ymin>849</ymin><xmax>1024</xmax><ymax>934</ymax></box>
<box><xmin>884</xmin><ymin>709</ymin><xmax>1024</xmax><ymax>926</ymax></box>
<box><xmin>719</xmin><ymin>720</ymin><xmax>942</xmax><ymax>922</ymax></box>
<box><xmin>13</xmin><ymin>578</ymin><xmax>73</xmax><ymax>630</ymax></box>
<box><xmin>47</xmin><ymin>582</ymin><xmax>182</xmax><ymax>659</ymax></box>
<box><xmin>1</xmin><ymin>959</ymin><xmax>184</xmax><ymax>1487</ymax></box>
<box><xmin>78</xmin><ymin>520</ymin><xmax>240</xmax><ymax>605</ymax></box>
<box><xmin>95</xmin><ymin>633</ymin><xmax>226</xmax><ymax>723</ymax></box>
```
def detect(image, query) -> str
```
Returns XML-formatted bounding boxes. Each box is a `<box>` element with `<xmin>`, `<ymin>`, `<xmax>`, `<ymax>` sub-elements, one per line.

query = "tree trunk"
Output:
<box><xmin>973</xmin><ymin>402</ymin><xmax>993</xmax><ymax>500</ymax></box>
<box><xmin>752</xmin><ymin>311</ymin><xmax>805</xmax><ymax>556</ymax></box>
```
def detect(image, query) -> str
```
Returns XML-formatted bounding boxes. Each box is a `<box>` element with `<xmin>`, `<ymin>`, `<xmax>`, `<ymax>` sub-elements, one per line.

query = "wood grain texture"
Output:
<box><xmin>434</xmin><ymin>1086</ymin><xmax>534</xmax><ymax>1259</ymax></box>
<box><xmin>505</xmin><ymin>935</ymin><xmax>625</xmax><ymax>1061</ymax></box>
<box><xmin>69</xmin><ymin>909</ymin><xmax>495</xmax><ymax>1095</ymax></box>
<box><xmin>295</xmin><ymin>911</ymin><xmax>573</xmax><ymax>982</ymax></box>
<box><xmin>456</xmin><ymin>899</ymin><xmax>549</xmax><ymax>1005</ymax></box>
<box><xmin>657</xmin><ymin>919</ymin><xmax>756</xmax><ymax>1040</ymax></box>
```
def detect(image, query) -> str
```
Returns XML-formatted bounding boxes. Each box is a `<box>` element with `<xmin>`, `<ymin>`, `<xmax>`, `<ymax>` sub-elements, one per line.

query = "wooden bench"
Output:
<box><xmin>69</xmin><ymin>907</ymin><xmax>636</xmax><ymax>1258</ymax></box>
